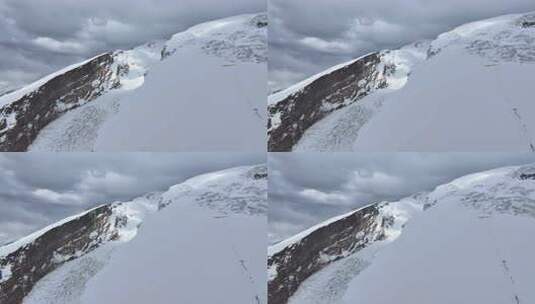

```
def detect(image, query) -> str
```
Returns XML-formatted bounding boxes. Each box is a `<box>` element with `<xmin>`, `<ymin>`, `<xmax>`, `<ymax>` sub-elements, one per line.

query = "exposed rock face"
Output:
<box><xmin>250</xmin><ymin>13</ymin><xmax>268</xmax><ymax>28</ymax></box>
<box><xmin>268</xmin><ymin>53</ymin><xmax>390</xmax><ymax>151</ymax></box>
<box><xmin>519</xmin><ymin>13</ymin><xmax>535</xmax><ymax>28</ymax></box>
<box><xmin>0</xmin><ymin>205</ymin><xmax>118</xmax><ymax>304</ymax></box>
<box><xmin>0</xmin><ymin>53</ymin><xmax>124</xmax><ymax>152</ymax></box>
<box><xmin>519</xmin><ymin>173</ymin><xmax>535</xmax><ymax>180</ymax></box>
<box><xmin>0</xmin><ymin>53</ymin><xmax>120</xmax><ymax>152</ymax></box>
<box><xmin>268</xmin><ymin>204</ymin><xmax>391</xmax><ymax>304</ymax></box>
<box><xmin>249</xmin><ymin>164</ymin><xmax>268</xmax><ymax>180</ymax></box>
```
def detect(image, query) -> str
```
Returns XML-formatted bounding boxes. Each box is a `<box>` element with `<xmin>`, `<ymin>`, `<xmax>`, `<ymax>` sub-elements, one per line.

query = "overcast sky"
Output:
<box><xmin>268</xmin><ymin>0</ymin><xmax>535</xmax><ymax>91</ymax></box>
<box><xmin>0</xmin><ymin>153</ymin><xmax>263</xmax><ymax>244</ymax></box>
<box><xmin>0</xmin><ymin>0</ymin><xmax>265</xmax><ymax>94</ymax></box>
<box><xmin>269</xmin><ymin>153</ymin><xmax>535</xmax><ymax>243</ymax></box>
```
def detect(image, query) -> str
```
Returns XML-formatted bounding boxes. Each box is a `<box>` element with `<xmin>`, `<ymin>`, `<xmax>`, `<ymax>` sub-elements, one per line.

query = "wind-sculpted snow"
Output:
<box><xmin>272</xmin><ymin>11</ymin><xmax>535</xmax><ymax>152</ymax></box>
<box><xmin>429</xmin><ymin>165</ymin><xmax>535</xmax><ymax>218</ymax></box>
<box><xmin>166</xmin><ymin>13</ymin><xmax>267</xmax><ymax>64</ymax></box>
<box><xmin>163</xmin><ymin>164</ymin><xmax>268</xmax><ymax>216</ymax></box>
<box><xmin>197</xmin><ymin>14</ymin><xmax>267</xmax><ymax>63</ymax></box>
<box><xmin>0</xmin><ymin>165</ymin><xmax>267</xmax><ymax>304</ymax></box>
<box><xmin>272</xmin><ymin>164</ymin><xmax>535</xmax><ymax>304</ymax></box>
<box><xmin>430</xmin><ymin>13</ymin><xmax>535</xmax><ymax>64</ymax></box>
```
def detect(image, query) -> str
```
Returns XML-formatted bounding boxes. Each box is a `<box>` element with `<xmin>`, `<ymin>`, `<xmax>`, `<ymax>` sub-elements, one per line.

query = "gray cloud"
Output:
<box><xmin>0</xmin><ymin>153</ymin><xmax>264</xmax><ymax>244</ymax></box>
<box><xmin>268</xmin><ymin>153</ymin><xmax>535</xmax><ymax>243</ymax></box>
<box><xmin>0</xmin><ymin>0</ymin><xmax>265</xmax><ymax>93</ymax></box>
<box><xmin>268</xmin><ymin>0</ymin><xmax>535</xmax><ymax>91</ymax></box>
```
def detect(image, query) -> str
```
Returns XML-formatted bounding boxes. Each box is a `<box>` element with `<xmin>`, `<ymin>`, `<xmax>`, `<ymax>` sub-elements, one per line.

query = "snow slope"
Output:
<box><xmin>272</xmin><ymin>164</ymin><xmax>535</xmax><ymax>304</ymax></box>
<box><xmin>1</xmin><ymin>165</ymin><xmax>267</xmax><ymax>304</ymax></box>
<box><xmin>23</xmin><ymin>13</ymin><xmax>267</xmax><ymax>152</ymax></box>
<box><xmin>275</xmin><ymin>12</ymin><xmax>535</xmax><ymax>151</ymax></box>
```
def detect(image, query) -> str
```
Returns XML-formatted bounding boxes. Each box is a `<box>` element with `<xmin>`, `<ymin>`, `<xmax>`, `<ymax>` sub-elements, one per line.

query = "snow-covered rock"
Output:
<box><xmin>269</xmin><ymin>164</ymin><xmax>535</xmax><ymax>304</ymax></box>
<box><xmin>268</xmin><ymin>11</ymin><xmax>535</xmax><ymax>151</ymax></box>
<box><xmin>0</xmin><ymin>165</ymin><xmax>267</xmax><ymax>304</ymax></box>
<box><xmin>0</xmin><ymin>13</ymin><xmax>267</xmax><ymax>152</ymax></box>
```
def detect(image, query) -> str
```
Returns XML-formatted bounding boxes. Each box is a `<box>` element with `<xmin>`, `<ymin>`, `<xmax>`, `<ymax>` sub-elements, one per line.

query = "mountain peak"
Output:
<box><xmin>0</xmin><ymin>13</ymin><xmax>267</xmax><ymax>152</ymax></box>
<box><xmin>268</xmin><ymin>163</ymin><xmax>535</xmax><ymax>303</ymax></box>
<box><xmin>268</xmin><ymin>11</ymin><xmax>535</xmax><ymax>152</ymax></box>
<box><xmin>1</xmin><ymin>165</ymin><xmax>267</xmax><ymax>304</ymax></box>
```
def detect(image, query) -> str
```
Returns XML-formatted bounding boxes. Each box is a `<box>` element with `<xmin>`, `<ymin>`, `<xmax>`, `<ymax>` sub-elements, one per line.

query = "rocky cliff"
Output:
<box><xmin>0</xmin><ymin>205</ymin><xmax>118</xmax><ymax>304</ymax></box>
<box><xmin>267</xmin><ymin>53</ymin><xmax>391</xmax><ymax>151</ymax></box>
<box><xmin>0</xmin><ymin>53</ymin><xmax>121</xmax><ymax>151</ymax></box>
<box><xmin>268</xmin><ymin>204</ymin><xmax>393</xmax><ymax>304</ymax></box>
<box><xmin>0</xmin><ymin>165</ymin><xmax>267</xmax><ymax>304</ymax></box>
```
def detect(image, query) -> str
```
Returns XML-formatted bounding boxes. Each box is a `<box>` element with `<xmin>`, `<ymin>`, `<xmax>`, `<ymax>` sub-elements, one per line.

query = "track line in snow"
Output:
<box><xmin>511</xmin><ymin>107</ymin><xmax>534</xmax><ymax>152</ymax></box>
<box><xmin>494</xmin><ymin>67</ymin><xmax>535</xmax><ymax>152</ymax></box>
<box><xmin>229</xmin><ymin>242</ymin><xmax>263</xmax><ymax>304</ymax></box>
<box><xmin>500</xmin><ymin>258</ymin><xmax>521</xmax><ymax>304</ymax></box>
<box><xmin>484</xmin><ymin>217</ymin><xmax>522</xmax><ymax>304</ymax></box>
<box><xmin>217</xmin><ymin>211</ymin><xmax>264</xmax><ymax>304</ymax></box>
<box><xmin>252</xmin><ymin>107</ymin><xmax>264</xmax><ymax>121</ymax></box>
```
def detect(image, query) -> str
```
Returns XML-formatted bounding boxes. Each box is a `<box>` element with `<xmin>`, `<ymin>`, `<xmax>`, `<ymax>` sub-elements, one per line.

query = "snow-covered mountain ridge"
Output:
<box><xmin>0</xmin><ymin>13</ymin><xmax>267</xmax><ymax>151</ymax></box>
<box><xmin>268</xmin><ymin>164</ymin><xmax>535</xmax><ymax>303</ymax></box>
<box><xmin>0</xmin><ymin>165</ymin><xmax>267</xmax><ymax>304</ymax></box>
<box><xmin>268</xmin><ymin>11</ymin><xmax>535</xmax><ymax>151</ymax></box>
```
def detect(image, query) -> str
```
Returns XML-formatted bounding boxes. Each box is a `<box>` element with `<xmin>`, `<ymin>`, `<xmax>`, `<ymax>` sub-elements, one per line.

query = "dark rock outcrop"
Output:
<box><xmin>250</xmin><ymin>14</ymin><xmax>268</xmax><ymax>28</ymax></box>
<box><xmin>0</xmin><ymin>205</ymin><xmax>118</xmax><ymax>304</ymax></box>
<box><xmin>520</xmin><ymin>14</ymin><xmax>535</xmax><ymax>28</ymax></box>
<box><xmin>268</xmin><ymin>204</ymin><xmax>391</xmax><ymax>304</ymax></box>
<box><xmin>0</xmin><ymin>53</ymin><xmax>119</xmax><ymax>151</ymax></box>
<box><xmin>268</xmin><ymin>52</ymin><xmax>391</xmax><ymax>151</ymax></box>
<box><xmin>520</xmin><ymin>173</ymin><xmax>535</xmax><ymax>180</ymax></box>
<box><xmin>249</xmin><ymin>165</ymin><xmax>268</xmax><ymax>180</ymax></box>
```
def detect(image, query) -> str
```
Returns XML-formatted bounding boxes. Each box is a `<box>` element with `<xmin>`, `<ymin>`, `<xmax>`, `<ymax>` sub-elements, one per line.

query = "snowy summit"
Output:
<box><xmin>268</xmin><ymin>163</ymin><xmax>535</xmax><ymax>304</ymax></box>
<box><xmin>0</xmin><ymin>13</ymin><xmax>267</xmax><ymax>152</ymax></box>
<box><xmin>268</xmin><ymin>12</ymin><xmax>535</xmax><ymax>152</ymax></box>
<box><xmin>0</xmin><ymin>165</ymin><xmax>267</xmax><ymax>304</ymax></box>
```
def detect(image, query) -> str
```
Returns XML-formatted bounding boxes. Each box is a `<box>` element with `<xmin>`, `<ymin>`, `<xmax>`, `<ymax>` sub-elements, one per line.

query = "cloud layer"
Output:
<box><xmin>268</xmin><ymin>0</ymin><xmax>535</xmax><ymax>91</ymax></box>
<box><xmin>0</xmin><ymin>0</ymin><xmax>265</xmax><ymax>93</ymax></box>
<box><xmin>268</xmin><ymin>153</ymin><xmax>535</xmax><ymax>243</ymax></box>
<box><xmin>0</xmin><ymin>153</ymin><xmax>263</xmax><ymax>244</ymax></box>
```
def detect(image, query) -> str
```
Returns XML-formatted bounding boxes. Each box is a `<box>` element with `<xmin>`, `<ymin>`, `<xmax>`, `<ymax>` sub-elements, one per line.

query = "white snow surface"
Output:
<box><xmin>27</xmin><ymin>13</ymin><xmax>266</xmax><ymax>152</ymax></box>
<box><xmin>291</xmin><ymin>12</ymin><xmax>535</xmax><ymax>151</ymax></box>
<box><xmin>21</xmin><ymin>165</ymin><xmax>267</xmax><ymax>304</ymax></box>
<box><xmin>285</xmin><ymin>164</ymin><xmax>535</xmax><ymax>304</ymax></box>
